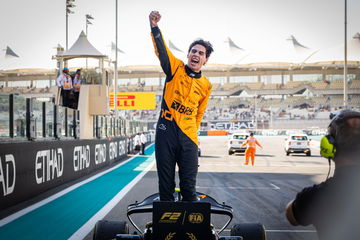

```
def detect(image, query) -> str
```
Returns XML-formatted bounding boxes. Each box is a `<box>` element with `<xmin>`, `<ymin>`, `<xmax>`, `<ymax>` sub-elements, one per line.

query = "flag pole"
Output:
<box><xmin>115</xmin><ymin>0</ymin><xmax>119</xmax><ymax>118</ymax></box>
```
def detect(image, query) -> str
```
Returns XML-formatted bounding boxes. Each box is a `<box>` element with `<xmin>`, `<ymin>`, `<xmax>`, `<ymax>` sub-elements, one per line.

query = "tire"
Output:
<box><xmin>229</xmin><ymin>150</ymin><xmax>233</xmax><ymax>155</ymax></box>
<box><xmin>286</xmin><ymin>152</ymin><xmax>290</xmax><ymax>156</ymax></box>
<box><xmin>93</xmin><ymin>220</ymin><xmax>129</xmax><ymax>240</ymax></box>
<box><xmin>230</xmin><ymin>223</ymin><xmax>266</xmax><ymax>240</ymax></box>
<box><xmin>306</xmin><ymin>151</ymin><xmax>311</xmax><ymax>156</ymax></box>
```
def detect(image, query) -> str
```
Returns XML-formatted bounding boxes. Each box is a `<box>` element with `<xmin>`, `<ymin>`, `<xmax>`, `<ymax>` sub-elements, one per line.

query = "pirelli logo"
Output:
<box><xmin>171</xmin><ymin>100</ymin><xmax>194</xmax><ymax>115</ymax></box>
<box><xmin>117</xmin><ymin>95</ymin><xmax>135</xmax><ymax>107</ymax></box>
<box><xmin>110</xmin><ymin>92</ymin><xmax>156</xmax><ymax>110</ymax></box>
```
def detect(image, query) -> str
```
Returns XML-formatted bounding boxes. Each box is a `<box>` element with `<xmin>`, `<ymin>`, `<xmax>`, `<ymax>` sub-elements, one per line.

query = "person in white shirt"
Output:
<box><xmin>56</xmin><ymin>67</ymin><xmax>73</xmax><ymax>107</ymax></box>
<box><xmin>140</xmin><ymin>132</ymin><xmax>147</xmax><ymax>155</ymax></box>
<box><xmin>134</xmin><ymin>133</ymin><xmax>141</xmax><ymax>153</ymax></box>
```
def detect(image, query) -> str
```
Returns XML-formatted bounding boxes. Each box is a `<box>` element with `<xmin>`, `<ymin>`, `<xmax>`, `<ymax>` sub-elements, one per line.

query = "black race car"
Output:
<box><xmin>93</xmin><ymin>190</ymin><xmax>266</xmax><ymax>240</ymax></box>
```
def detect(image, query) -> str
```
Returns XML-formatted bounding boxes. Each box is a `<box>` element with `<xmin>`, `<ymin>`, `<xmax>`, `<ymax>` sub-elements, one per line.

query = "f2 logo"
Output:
<box><xmin>160</xmin><ymin>212</ymin><xmax>181</xmax><ymax>222</ymax></box>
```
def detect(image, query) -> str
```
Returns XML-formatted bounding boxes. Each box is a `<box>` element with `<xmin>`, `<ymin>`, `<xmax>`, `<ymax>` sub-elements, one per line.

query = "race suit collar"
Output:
<box><xmin>185</xmin><ymin>65</ymin><xmax>202</xmax><ymax>79</ymax></box>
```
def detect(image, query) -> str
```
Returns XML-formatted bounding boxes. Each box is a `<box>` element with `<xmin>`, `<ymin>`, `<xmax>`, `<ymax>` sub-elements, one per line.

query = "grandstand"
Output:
<box><xmin>1</xmin><ymin>64</ymin><xmax>359</xmax><ymax>127</ymax></box>
<box><xmin>246</xmin><ymin>82</ymin><xmax>263</xmax><ymax>90</ymax></box>
<box><xmin>350</xmin><ymin>95</ymin><xmax>360</xmax><ymax>104</ymax></box>
<box><xmin>350</xmin><ymin>80</ymin><xmax>360</xmax><ymax>89</ymax></box>
<box><xmin>312</xmin><ymin>96</ymin><xmax>329</xmax><ymax>105</ymax></box>
<box><xmin>283</xmin><ymin>81</ymin><xmax>305</xmax><ymax>89</ymax></box>
<box><xmin>222</xmin><ymin>82</ymin><xmax>239</xmax><ymax>91</ymax></box>
<box><xmin>257</xmin><ymin>98</ymin><xmax>282</xmax><ymax>107</ymax></box>
<box><xmin>262</xmin><ymin>83</ymin><xmax>279</xmax><ymax>90</ymax></box>
<box><xmin>330</xmin><ymin>96</ymin><xmax>346</xmax><ymax>105</ymax></box>
<box><xmin>329</xmin><ymin>80</ymin><xmax>345</xmax><ymax>89</ymax></box>
<box><xmin>309</xmin><ymin>81</ymin><xmax>329</xmax><ymax>90</ymax></box>
<box><xmin>1</xmin><ymin>47</ymin><xmax>360</xmax><ymax>129</ymax></box>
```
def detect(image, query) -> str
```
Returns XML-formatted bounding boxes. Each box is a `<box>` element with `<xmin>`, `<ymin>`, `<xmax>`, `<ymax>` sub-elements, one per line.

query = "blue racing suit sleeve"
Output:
<box><xmin>151</xmin><ymin>26</ymin><xmax>182</xmax><ymax>80</ymax></box>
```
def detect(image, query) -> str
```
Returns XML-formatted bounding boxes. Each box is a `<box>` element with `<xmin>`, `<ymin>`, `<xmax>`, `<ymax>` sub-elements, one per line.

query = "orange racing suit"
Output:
<box><xmin>241</xmin><ymin>136</ymin><xmax>262</xmax><ymax>165</ymax></box>
<box><xmin>151</xmin><ymin>26</ymin><xmax>212</xmax><ymax>201</ymax></box>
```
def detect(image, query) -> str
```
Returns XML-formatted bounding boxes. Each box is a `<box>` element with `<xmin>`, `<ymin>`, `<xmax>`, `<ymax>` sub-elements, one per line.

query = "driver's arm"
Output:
<box><xmin>149</xmin><ymin>11</ymin><xmax>181</xmax><ymax>79</ymax></box>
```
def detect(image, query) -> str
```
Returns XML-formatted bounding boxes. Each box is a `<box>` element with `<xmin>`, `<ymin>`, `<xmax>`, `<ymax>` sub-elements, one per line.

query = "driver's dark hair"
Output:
<box><xmin>188</xmin><ymin>39</ymin><xmax>214</xmax><ymax>58</ymax></box>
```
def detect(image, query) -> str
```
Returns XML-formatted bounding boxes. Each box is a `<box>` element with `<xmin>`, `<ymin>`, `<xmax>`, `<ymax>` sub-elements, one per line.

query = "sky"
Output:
<box><xmin>1</xmin><ymin>0</ymin><xmax>360</xmax><ymax>70</ymax></box>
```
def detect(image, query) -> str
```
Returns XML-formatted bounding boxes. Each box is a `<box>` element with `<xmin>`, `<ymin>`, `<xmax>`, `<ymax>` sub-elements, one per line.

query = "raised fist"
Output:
<box><xmin>149</xmin><ymin>11</ymin><xmax>161</xmax><ymax>27</ymax></box>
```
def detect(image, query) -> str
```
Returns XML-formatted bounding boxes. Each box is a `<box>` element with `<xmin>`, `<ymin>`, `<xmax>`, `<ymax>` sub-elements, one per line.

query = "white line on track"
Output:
<box><xmin>265</xmin><ymin>229</ymin><xmax>317</xmax><ymax>233</ymax></box>
<box><xmin>219</xmin><ymin>229</ymin><xmax>316</xmax><ymax>233</ymax></box>
<box><xmin>197</xmin><ymin>183</ymin><xmax>280</xmax><ymax>190</ymax></box>
<box><xmin>69</xmin><ymin>157</ymin><xmax>156</xmax><ymax>240</ymax></box>
<box><xmin>200</xmin><ymin>164</ymin><xmax>251</xmax><ymax>166</ymax></box>
<box><xmin>269</xmin><ymin>183</ymin><xmax>280</xmax><ymax>190</ymax></box>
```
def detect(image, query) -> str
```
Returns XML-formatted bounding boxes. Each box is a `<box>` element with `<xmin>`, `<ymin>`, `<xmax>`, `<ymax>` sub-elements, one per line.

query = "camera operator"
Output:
<box><xmin>286</xmin><ymin>109</ymin><xmax>360</xmax><ymax>240</ymax></box>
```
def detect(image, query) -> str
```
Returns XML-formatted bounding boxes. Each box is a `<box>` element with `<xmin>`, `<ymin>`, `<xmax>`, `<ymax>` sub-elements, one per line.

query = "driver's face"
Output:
<box><xmin>187</xmin><ymin>44</ymin><xmax>208</xmax><ymax>73</ymax></box>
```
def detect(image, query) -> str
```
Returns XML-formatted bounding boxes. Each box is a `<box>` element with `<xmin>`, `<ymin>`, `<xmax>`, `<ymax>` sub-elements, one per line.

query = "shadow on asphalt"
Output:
<box><xmin>255</xmin><ymin>154</ymin><xmax>275</xmax><ymax>157</ymax></box>
<box><xmin>199</xmin><ymin>155</ymin><xmax>222</xmax><ymax>158</ymax></box>
<box><xmin>232</xmin><ymin>153</ymin><xmax>275</xmax><ymax>157</ymax></box>
<box><xmin>285</xmin><ymin>160</ymin><xmax>324</xmax><ymax>165</ymax></box>
<box><xmin>287</xmin><ymin>154</ymin><xmax>322</xmax><ymax>157</ymax></box>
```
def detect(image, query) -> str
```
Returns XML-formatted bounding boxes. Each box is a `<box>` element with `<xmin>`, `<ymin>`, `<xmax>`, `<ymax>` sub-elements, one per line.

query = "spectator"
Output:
<box><xmin>134</xmin><ymin>133</ymin><xmax>141</xmax><ymax>153</ymax></box>
<box><xmin>127</xmin><ymin>136</ymin><xmax>132</xmax><ymax>154</ymax></box>
<box><xmin>72</xmin><ymin>69</ymin><xmax>82</xmax><ymax>109</ymax></box>
<box><xmin>56</xmin><ymin>67</ymin><xmax>72</xmax><ymax>107</ymax></box>
<box><xmin>140</xmin><ymin>132</ymin><xmax>147</xmax><ymax>155</ymax></box>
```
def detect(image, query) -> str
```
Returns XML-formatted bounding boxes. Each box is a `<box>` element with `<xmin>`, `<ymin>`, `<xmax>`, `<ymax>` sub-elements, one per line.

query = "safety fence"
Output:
<box><xmin>0</xmin><ymin>93</ymin><xmax>148</xmax><ymax>141</ymax></box>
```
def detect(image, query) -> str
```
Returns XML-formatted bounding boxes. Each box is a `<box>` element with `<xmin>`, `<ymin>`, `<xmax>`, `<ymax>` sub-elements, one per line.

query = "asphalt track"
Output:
<box><xmin>0</xmin><ymin>136</ymin><xmax>328</xmax><ymax>240</ymax></box>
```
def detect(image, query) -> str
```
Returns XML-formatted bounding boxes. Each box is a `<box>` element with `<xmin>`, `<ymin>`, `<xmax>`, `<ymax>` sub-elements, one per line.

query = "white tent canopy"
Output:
<box><xmin>213</xmin><ymin>35</ymin><xmax>317</xmax><ymax>66</ymax></box>
<box><xmin>57</xmin><ymin>31</ymin><xmax>106</xmax><ymax>59</ymax></box>
<box><xmin>307</xmin><ymin>33</ymin><xmax>360</xmax><ymax>63</ymax></box>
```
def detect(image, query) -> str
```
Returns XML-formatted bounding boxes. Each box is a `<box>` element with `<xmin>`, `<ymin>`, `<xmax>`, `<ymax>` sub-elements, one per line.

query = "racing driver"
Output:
<box><xmin>149</xmin><ymin>10</ymin><xmax>213</xmax><ymax>201</ymax></box>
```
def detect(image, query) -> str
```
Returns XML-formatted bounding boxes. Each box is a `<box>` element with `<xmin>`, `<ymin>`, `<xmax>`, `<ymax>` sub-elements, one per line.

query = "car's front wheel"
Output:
<box><xmin>93</xmin><ymin>220</ymin><xmax>129</xmax><ymax>240</ymax></box>
<box><xmin>230</xmin><ymin>223</ymin><xmax>266</xmax><ymax>240</ymax></box>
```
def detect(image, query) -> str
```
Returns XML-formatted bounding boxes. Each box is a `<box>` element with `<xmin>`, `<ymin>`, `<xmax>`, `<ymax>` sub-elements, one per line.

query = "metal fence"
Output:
<box><xmin>0</xmin><ymin>93</ymin><xmax>148</xmax><ymax>141</ymax></box>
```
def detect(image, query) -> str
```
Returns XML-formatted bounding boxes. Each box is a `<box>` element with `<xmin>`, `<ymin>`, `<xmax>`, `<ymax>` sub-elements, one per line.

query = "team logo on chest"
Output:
<box><xmin>171</xmin><ymin>100</ymin><xmax>194</xmax><ymax>115</ymax></box>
